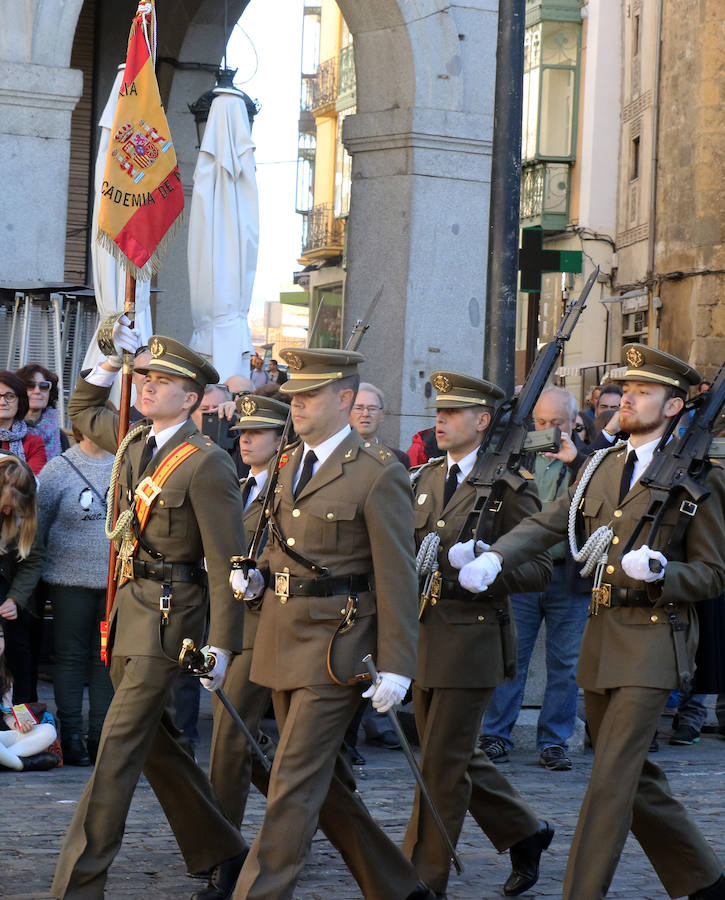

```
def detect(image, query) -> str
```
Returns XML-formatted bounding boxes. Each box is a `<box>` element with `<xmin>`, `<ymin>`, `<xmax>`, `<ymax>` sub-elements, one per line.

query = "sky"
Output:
<box><xmin>226</xmin><ymin>0</ymin><xmax>304</xmax><ymax>318</ymax></box>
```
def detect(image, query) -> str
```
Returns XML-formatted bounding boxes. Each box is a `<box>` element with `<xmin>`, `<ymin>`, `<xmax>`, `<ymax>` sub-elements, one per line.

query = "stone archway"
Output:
<box><xmin>336</xmin><ymin>1</ymin><xmax>498</xmax><ymax>445</ymax></box>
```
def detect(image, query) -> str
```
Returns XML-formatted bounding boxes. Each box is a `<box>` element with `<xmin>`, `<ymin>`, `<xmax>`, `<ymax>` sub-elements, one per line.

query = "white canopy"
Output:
<box><xmin>188</xmin><ymin>87</ymin><xmax>259</xmax><ymax>381</ymax></box>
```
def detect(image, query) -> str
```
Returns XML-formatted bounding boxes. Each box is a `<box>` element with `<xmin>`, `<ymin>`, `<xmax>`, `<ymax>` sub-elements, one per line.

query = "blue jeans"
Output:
<box><xmin>482</xmin><ymin>564</ymin><xmax>590</xmax><ymax>751</ymax></box>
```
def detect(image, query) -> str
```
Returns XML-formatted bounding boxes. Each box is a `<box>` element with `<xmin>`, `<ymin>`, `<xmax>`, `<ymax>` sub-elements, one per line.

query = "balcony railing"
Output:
<box><xmin>311</xmin><ymin>56</ymin><xmax>338</xmax><ymax>110</ymax></box>
<box><xmin>520</xmin><ymin>161</ymin><xmax>571</xmax><ymax>230</ymax></box>
<box><xmin>302</xmin><ymin>202</ymin><xmax>344</xmax><ymax>256</ymax></box>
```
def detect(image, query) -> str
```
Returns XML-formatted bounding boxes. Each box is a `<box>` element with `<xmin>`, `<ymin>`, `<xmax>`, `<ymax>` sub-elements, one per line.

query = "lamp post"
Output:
<box><xmin>188</xmin><ymin>67</ymin><xmax>260</xmax><ymax>146</ymax></box>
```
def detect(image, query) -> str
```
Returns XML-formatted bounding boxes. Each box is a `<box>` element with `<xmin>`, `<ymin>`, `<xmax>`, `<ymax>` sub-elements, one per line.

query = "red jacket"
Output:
<box><xmin>1</xmin><ymin>433</ymin><xmax>47</xmax><ymax>475</ymax></box>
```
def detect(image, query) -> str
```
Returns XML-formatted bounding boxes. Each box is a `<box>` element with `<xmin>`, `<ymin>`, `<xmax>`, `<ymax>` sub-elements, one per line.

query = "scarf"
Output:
<box><xmin>0</xmin><ymin>420</ymin><xmax>27</xmax><ymax>461</ymax></box>
<box><xmin>26</xmin><ymin>406</ymin><xmax>61</xmax><ymax>461</ymax></box>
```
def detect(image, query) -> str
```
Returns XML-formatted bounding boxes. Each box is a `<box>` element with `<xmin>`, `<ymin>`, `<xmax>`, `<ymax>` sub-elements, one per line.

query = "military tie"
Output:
<box><xmin>294</xmin><ymin>450</ymin><xmax>318</xmax><ymax>498</ymax></box>
<box><xmin>618</xmin><ymin>448</ymin><xmax>638</xmax><ymax>504</ymax></box>
<box><xmin>241</xmin><ymin>475</ymin><xmax>257</xmax><ymax>509</ymax></box>
<box><xmin>443</xmin><ymin>462</ymin><xmax>460</xmax><ymax>509</ymax></box>
<box><xmin>139</xmin><ymin>435</ymin><xmax>157</xmax><ymax>474</ymax></box>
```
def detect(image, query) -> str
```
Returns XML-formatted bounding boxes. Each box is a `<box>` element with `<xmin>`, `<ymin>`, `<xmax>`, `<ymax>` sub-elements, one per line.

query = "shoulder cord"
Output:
<box><xmin>416</xmin><ymin>532</ymin><xmax>440</xmax><ymax>577</ymax></box>
<box><xmin>567</xmin><ymin>441</ymin><xmax>626</xmax><ymax>578</ymax></box>
<box><xmin>105</xmin><ymin>423</ymin><xmax>148</xmax><ymax>545</ymax></box>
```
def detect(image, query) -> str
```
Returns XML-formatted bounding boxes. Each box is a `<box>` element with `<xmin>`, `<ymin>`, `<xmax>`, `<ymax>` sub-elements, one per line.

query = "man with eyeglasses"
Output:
<box><xmin>349</xmin><ymin>382</ymin><xmax>410</xmax><ymax>468</ymax></box>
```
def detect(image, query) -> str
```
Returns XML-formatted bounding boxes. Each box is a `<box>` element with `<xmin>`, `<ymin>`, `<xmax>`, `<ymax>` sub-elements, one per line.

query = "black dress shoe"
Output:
<box><xmin>690</xmin><ymin>873</ymin><xmax>725</xmax><ymax>899</ymax></box>
<box><xmin>62</xmin><ymin>734</ymin><xmax>90</xmax><ymax>767</ymax></box>
<box><xmin>22</xmin><ymin>751</ymin><xmax>60</xmax><ymax>771</ymax></box>
<box><xmin>191</xmin><ymin>849</ymin><xmax>248</xmax><ymax>900</ymax></box>
<box><xmin>345</xmin><ymin>742</ymin><xmax>366</xmax><ymax>765</ymax></box>
<box><xmin>504</xmin><ymin>821</ymin><xmax>554</xmax><ymax>896</ymax></box>
<box><xmin>404</xmin><ymin>883</ymin><xmax>439</xmax><ymax>899</ymax></box>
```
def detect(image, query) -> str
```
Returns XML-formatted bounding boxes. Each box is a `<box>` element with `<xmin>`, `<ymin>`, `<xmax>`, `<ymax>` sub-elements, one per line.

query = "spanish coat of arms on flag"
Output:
<box><xmin>97</xmin><ymin>0</ymin><xmax>184</xmax><ymax>279</ymax></box>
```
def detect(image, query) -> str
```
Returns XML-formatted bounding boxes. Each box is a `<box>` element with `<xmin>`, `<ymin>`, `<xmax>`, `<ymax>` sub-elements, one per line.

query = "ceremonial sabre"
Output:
<box><xmin>179</xmin><ymin>638</ymin><xmax>272</xmax><ymax>774</ymax></box>
<box><xmin>362</xmin><ymin>654</ymin><xmax>464</xmax><ymax>875</ymax></box>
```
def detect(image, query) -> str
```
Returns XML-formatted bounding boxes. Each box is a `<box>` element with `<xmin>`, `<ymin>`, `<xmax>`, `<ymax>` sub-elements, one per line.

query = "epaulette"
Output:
<box><xmin>410</xmin><ymin>455</ymin><xmax>445</xmax><ymax>487</ymax></box>
<box><xmin>359</xmin><ymin>440</ymin><xmax>395</xmax><ymax>465</ymax></box>
<box><xmin>188</xmin><ymin>431</ymin><xmax>217</xmax><ymax>452</ymax></box>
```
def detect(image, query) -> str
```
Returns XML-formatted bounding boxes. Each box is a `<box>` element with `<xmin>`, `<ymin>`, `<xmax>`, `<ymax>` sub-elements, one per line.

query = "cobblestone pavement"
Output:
<box><xmin>3</xmin><ymin>683</ymin><xmax>724</xmax><ymax>899</ymax></box>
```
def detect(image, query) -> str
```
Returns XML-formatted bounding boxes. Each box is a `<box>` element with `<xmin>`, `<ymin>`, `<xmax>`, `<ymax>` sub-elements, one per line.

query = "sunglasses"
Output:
<box><xmin>26</xmin><ymin>381</ymin><xmax>51</xmax><ymax>392</ymax></box>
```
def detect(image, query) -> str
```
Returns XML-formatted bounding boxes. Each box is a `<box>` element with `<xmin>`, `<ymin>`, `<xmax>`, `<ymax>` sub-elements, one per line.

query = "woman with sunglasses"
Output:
<box><xmin>0</xmin><ymin>372</ymin><xmax>47</xmax><ymax>476</ymax></box>
<box><xmin>16</xmin><ymin>364</ymin><xmax>69</xmax><ymax>465</ymax></box>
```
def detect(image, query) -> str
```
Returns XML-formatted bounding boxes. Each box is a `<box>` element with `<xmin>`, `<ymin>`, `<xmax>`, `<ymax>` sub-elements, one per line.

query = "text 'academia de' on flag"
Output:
<box><xmin>97</xmin><ymin>0</ymin><xmax>184</xmax><ymax>280</ymax></box>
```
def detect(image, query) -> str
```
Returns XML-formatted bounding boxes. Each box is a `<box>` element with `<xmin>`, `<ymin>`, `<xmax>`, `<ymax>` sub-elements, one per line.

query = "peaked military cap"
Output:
<box><xmin>278</xmin><ymin>347</ymin><xmax>364</xmax><ymax>394</ymax></box>
<box><xmin>231</xmin><ymin>394</ymin><xmax>289</xmax><ymax>431</ymax></box>
<box><xmin>135</xmin><ymin>335</ymin><xmax>219</xmax><ymax>387</ymax></box>
<box><xmin>427</xmin><ymin>371</ymin><xmax>505</xmax><ymax>409</ymax></box>
<box><xmin>619</xmin><ymin>343</ymin><xmax>701</xmax><ymax>391</ymax></box>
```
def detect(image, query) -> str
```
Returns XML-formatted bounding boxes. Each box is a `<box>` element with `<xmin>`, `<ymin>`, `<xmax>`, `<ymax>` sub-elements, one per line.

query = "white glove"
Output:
<box><xmin>621</xmin><ymin>545</ymin><xmax>667</xmax><ymax>583</ymax></box>
<box><xmin>362</xmin><ymin>672</ymin><xmax>411</xmax><ymax>713</ymax></box>
<box><xmin>448</xmin><ymin>539</ymin><xmax>491</xmax><ymax>570</ymax></box>
<box><xmin>458</xmin><ymin>551</ymin><xmax>502</xmax><ymax>594</ymax></box>
<box><xmin>107</xmin><ymin>315</ymin><xmax>142</xmax><ymax>367</ymax></box>
<box><xmin>199</xmin><ymin>646</ymin><xmax>231</xmax><ymax>692</ymax></box>
<box><xmin>229</xmin><ymin>567</ymin><xmax>264</xmax><ymax>601</ymax></box>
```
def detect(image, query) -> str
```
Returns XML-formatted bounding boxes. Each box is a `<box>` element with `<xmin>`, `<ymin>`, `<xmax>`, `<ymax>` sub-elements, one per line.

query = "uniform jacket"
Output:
<box><xmin>240</xmin><ymin>477</ymin><xmax>265</xmax><ymax>651</ymax></box>
<box><xmin>413</xmin><ymin>456</ymin><xmax>551</xmax><ymax>689</ymax></box>
<box><xmin>67</xmin><ymin>377</ymin><xmax>246</xmax><ymax>659</ymax></box>
<box><xmin>250</xmin><ymin>430</ymin><xmax>419</xmax><ymax>690</ymax></box>
<box><xmin>493</xmin><ymin>445</ymin><xmax>725</xmax><ymax>691</ymax></box>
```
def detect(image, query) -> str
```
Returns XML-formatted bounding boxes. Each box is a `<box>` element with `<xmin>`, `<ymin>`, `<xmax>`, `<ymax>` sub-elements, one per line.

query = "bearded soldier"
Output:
<box><xmin>456</xmin><ymin>345</ymin><xmax>725</xmax><ymax>900</ymax></box>
<box><xmin>52</xmin><ymin>327</ymin><xmax>248</xmax><ymax>900</ymax></box>
<box><xmin>402</xmin><ymin>372</ymin><xmax>554</xmax><ymax>898</ymax></box>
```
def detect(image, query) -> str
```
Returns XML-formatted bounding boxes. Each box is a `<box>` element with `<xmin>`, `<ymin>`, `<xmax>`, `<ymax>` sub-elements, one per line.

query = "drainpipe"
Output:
<box><xmin>647</xmin><ymin>0</ymin><xmax>664</xmax><ymax>347</ymax></box>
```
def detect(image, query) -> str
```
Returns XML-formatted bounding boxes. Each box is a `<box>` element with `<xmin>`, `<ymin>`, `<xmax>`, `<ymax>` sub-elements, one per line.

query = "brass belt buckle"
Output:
<box><xmin>589</xmin><ymin>583</ymin><xmax>611</xmax><ymax>616</ymax></box>
<box><xmin>275</xmin><ymin>572</ymin><xmax>290</xmax><ymax>604</ymax></box>
<box><xmin>160</xmin><ymin>583</ymin><xmax>172</xmax><ymax>624</ymax></box>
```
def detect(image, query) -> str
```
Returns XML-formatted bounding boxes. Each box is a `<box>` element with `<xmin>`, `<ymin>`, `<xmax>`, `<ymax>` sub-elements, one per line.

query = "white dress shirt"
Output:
<box><xmin>292</xmin><ymin>424</ymin><xmax>352</xmax><ymax>493</ymax></box>
<box><xmin>447</xmin><ymin>445</ymin><xmax>478</xmax><ymax>486</ymax></box>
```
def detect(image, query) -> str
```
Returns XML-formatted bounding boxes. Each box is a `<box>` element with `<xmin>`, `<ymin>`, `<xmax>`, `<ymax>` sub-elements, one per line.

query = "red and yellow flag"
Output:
<box><xmin>97</xmin><ymin>1</ymin><xmax>183</xmax><ymax>279</ymax></box>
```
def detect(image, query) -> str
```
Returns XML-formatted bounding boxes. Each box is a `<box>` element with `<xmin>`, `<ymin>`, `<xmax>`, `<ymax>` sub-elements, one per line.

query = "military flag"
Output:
<box><xmin>97</xmin><ymin>0</ymin><xmax>183</xmax><ymax>279</ymax></box>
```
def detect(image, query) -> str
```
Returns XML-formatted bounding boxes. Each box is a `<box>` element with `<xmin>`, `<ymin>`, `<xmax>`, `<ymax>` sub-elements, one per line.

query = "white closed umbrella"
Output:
<box><xmin>188</xmin><ymin>87</ymin><xmax>259</xmax><ymax>381</ymax></box>
<box><xmin>83</xmin><ymin>64</ymin><xmax>153</xmax><ymax>399</ymax></box>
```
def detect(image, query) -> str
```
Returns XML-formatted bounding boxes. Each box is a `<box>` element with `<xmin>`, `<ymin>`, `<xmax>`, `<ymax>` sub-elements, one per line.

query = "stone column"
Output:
<box><xmin>0</xmin><ymin>60</ymin><xmax>82</xmax><ymax>282</ymax></box>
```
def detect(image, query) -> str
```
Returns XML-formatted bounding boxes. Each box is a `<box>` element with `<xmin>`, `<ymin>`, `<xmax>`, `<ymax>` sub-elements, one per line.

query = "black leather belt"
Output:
<box><xmin>608</xmin><ymin>586</ymin><xmax>651</xmax><ymax>607</ymax></box>
<box><xmin>132</xmin><ymin>559</ymin><xmax>207</xmax><ymax>585</ymax></box>
<box><xmin>274</xmin><ymin>573</ymin><xmax>373</xmax><ymax>597</ymax></box>
<box><xmin>440</xmin><ymin>578</ymin><xmax>475</xmax><ymax>601</ymax></box>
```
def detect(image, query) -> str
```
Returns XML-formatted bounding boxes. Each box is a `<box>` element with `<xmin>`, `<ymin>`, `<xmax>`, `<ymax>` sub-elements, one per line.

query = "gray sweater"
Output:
<box><xmin>36</xmin><ymin>444</ymin><xmax>114</xmax><ymax>589</ymax></box>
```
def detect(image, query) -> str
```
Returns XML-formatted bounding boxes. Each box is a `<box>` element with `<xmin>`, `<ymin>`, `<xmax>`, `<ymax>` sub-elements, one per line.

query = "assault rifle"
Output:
<box><xmin>457</xmin><ymin>267</ymin><xmax>599</xmax><ymax>545</ymax></box>
<box><xmin>622</xmin><ymin>359</ymin><xmax>725</xmax><ymax>561</ymax></box>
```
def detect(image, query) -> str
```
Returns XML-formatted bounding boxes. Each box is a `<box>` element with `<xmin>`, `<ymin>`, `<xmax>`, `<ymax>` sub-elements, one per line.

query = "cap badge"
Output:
<box><xmin>626</xmin><ymin>347</ymin><xmax>644</xmax><ymax>367</ymax></box>
<box><xmin>431</xmin><ymin>374</ymin><xmax>452</xmax><ymax>392</ymax></box>
<box><xmin>285</xmin><ymin>352</ymin><xmax>304</xmax><ymax>370</ymax></box>
<box><xmin>240</xmin><ymin>396</ymin><xmax>258</xmax><ymax>417</ymax></box>
<box><xmin>150</xmin><ymin>338</ymin><xmax>165</xmax><ymax>358</ymax></box>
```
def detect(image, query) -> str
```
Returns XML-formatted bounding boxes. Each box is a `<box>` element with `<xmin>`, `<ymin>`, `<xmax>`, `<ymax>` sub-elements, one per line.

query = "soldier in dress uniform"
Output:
<box><xmin>456</xmin><ymin>345</ymin><xmax>725</xmax><ymax>900</ymax></box>
<box><xmin>52</xmin><ymin>327</ymin><xmax>248</xmax><ymax>900</ymax></box>
<box><xmin>402</xmin><ymin>372</ymin><xmax>554</xmax><ymax>898</ymax></box>
<box><xmin>208</xmin><ymin>394</ymin><xmax>287</xmax><ymax>832</ymax></box>
<box><xmin>230</xmin><ymin>347</ymin><xmax>435</xmax><ymax>900</ymax></box>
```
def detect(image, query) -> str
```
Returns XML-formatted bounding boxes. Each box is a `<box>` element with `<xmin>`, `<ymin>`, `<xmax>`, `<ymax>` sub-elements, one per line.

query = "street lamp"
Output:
<box><xmin>188</xmin><ymin>67</ymin><xmax>260</xmax><ymax>146</ymax></box>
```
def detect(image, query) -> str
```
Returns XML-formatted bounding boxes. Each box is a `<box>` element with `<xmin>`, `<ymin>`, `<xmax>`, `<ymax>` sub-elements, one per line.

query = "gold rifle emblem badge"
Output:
<box><xmin>431</xmin><ymin>374</ymin><xmax>452</xmax><ymax>392</ymax></box>
<box><xmin>240</xmin><ymin>396</ymin><xmax>258</xmax><ymax>417</ymax></box>
<box><xmin>626</xmin><ymin>347</ymin><xmax>644</xmax><ymax>367</ymax></box>
<box><xmin>150</xmin><ymin>337</ymin><xmax>165</xmax><ymax>358</ymax></box>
